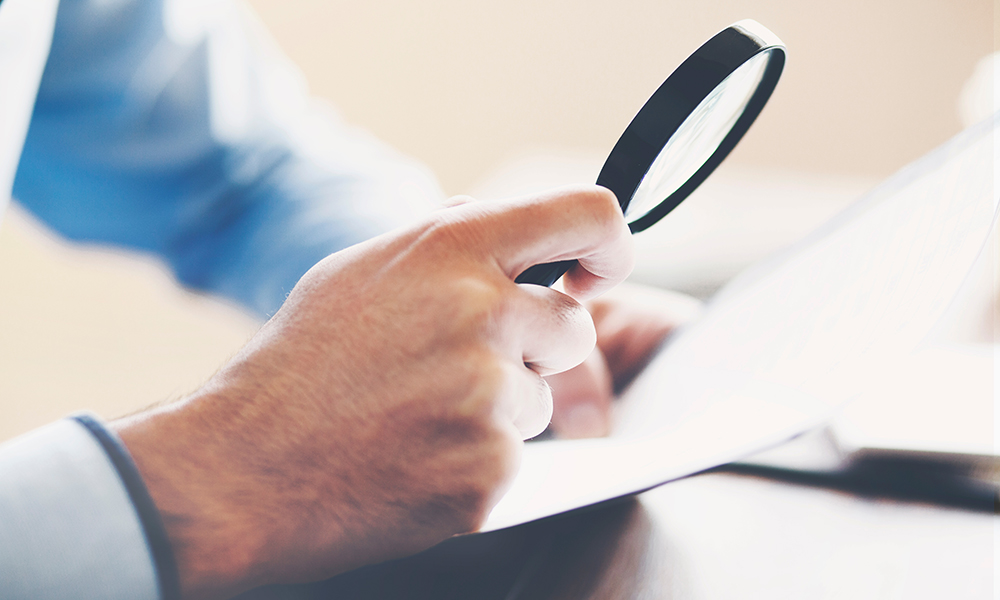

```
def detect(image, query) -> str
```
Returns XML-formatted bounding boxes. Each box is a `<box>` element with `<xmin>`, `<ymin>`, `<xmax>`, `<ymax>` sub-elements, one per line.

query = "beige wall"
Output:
<box><xmin>246</xmin><ymin>0</ymin><xmax>995</xmax><ymax>194</ymax></box>
<box><xmin>0</xmin><ymin>209</ymin><xmax>260</xmax><ymax>441</ymax></box>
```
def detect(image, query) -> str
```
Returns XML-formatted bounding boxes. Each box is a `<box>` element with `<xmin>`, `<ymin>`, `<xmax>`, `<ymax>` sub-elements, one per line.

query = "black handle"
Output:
<box><xmin>514</xmin><ymin>260</ymin><xmax>576</xmax><ymax>287</ymax></box>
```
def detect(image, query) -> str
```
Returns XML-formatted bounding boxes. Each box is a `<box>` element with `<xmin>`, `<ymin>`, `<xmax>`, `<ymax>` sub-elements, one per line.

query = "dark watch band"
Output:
<box><xmin>73</xmin><ymin>413</ymin><xmax>181</xmax><ymax>600</ymax></box>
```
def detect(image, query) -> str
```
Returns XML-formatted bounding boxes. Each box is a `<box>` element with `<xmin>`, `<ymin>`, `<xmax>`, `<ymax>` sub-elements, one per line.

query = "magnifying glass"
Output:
<box><xmin>516</xmin><ymin>19</ymin><xmax>786</xmax><ymax>287</ymax></box>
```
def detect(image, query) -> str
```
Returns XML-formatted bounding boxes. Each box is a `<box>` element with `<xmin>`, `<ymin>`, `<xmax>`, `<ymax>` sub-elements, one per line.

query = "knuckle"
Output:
<box><xmin>455</xmin><ymin>352</ymin><xmax>507</xmax><ymax>415</ymax></box>
<box><xmin>517</xmin><ymin>375</ymin><xmax>555</xmax><ymax>439</ymax></box>
<box><xmin>421</xmin><ymin>205</ymin><xmax>491</xmax><ymax>255</ymax></box>
<box><xmin>452</xmin><ymin>498</ymin><xmax>491</xmax><ymax>533</ymax></box>
<box><xmin>553</xmin><ymin>289</ymin><xmax>592</xmax><ymax>326</ymax></box>
<box><xmin>578</xmin><ymin>185</ymin><xmax>623</xmax><ymax>228</ymax></box>
<box><xmin>404</xmin><ymin>351</ymin><xmax>525</xmax><ymax>534</ymax></box>
<box><xmin>442</xmin><ymin>194</ymin><xmax>477</xmax><ymax>208</ymax></box>
<box><xmin>445</xmin><ymin>359</ymin><xmax>522</xmax><ymax>441</ymax></box>
<box><xmin>419</xmin><ymin>211</ymin><xmax>465</xmax><ymax>251</ymax></box>
<box><xmin>443</xmin><ymin>275</ymin><xmax>524</xmax><ymax>343</ymax></box>
<box><xmin>410</xmin><ymin>405</ymin><xmax>521</xmax><ymax>535</ymax></box>
<box><xmin>452</xmin><ymin>431</ymin><xmax>521</xmax><ymax>532</ymax></box>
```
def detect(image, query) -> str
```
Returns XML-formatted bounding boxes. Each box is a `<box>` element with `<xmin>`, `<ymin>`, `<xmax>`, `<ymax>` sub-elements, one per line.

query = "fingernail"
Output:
<box><xmin>562</xmin><ymin>404</ymin><xmax>610</xmax><ymax>439</ymax></box>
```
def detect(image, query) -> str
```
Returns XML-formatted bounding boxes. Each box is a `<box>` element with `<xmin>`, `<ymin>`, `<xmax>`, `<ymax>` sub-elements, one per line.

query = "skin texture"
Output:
<box><xmin>113</xmin><ymin>186</ymin><xmax>640</xmax><ymax>599</ymax></box>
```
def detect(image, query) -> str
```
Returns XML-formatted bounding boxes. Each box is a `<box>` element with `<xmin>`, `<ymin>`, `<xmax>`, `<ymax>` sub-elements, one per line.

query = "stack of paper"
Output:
<box><xmin>482</xmin><ymin>114</ymin><xmax>999</xmax><ymax>532</ymax></box>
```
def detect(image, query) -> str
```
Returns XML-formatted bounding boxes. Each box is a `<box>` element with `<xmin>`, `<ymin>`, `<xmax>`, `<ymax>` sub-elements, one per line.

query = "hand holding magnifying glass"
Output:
<box><xmin>516</xmin><ymin>19</ymin><xmax>786</xmax><ymax>287</ymax></box>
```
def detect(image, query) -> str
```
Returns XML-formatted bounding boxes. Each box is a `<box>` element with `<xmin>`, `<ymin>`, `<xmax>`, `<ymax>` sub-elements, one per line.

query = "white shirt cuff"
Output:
<box><xmin>0</xmin><ymin>415</ymin><xmax>178</xmax><ymax>599</ymax></box>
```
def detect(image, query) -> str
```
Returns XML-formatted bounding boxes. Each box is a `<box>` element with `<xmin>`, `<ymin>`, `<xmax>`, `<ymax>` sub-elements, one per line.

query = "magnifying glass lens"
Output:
<box><xmin>515</xmin><ymin>21</ymin><xmax>785</xmax><ymax>288</ymax></box>
<box><xmin>625</xmin><ymin>50</ymin><xmax>771</xmax><ymax>221</ymax></box>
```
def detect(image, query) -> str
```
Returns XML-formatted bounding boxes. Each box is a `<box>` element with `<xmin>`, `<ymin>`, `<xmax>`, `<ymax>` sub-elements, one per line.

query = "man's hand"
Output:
<box><xmin>546</xmin><ymin>283</ymin><xmax>704</xmax><ymax>438</ymax></box>
<box><xmin>111</xmin><ymin>186</ymin><xmax>633</xmax><ymax>599</ymax></box>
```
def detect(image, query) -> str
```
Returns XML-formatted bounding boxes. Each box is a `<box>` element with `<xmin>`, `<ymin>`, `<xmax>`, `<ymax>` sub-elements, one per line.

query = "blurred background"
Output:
<box><xmin>0</xmin><ymin>0</ymin><xmax>995</xmax><ymax>441</ymax></box>
<box><xmin>246</xmin><ymin>0</ymin><xmax>994</xmax><ymax>192</ymax></box>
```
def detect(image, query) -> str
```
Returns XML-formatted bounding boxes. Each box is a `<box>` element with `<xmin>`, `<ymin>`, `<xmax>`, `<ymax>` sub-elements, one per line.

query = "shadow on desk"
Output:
<box><xmin>235</xmin><ymin>469</ymin><xmax>995</xmax><ymax>599</ymax></box>
<box><xmin>237</xmin><ymin>498</ymin><xmax>675</xmax><ymax>600</ymax></box>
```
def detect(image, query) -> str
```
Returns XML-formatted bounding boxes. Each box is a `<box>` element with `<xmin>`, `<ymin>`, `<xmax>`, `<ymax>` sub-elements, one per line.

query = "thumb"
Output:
<box><xmin>445</xmin><ymin>185</ymin><xmax>634</xmax><ymax>300</ymax></box>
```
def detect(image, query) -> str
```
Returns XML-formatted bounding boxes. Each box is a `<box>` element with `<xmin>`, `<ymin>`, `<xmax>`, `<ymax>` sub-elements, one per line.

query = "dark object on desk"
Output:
<box><xmin>516</xmin><ymin>19</ymin><xmax>785</xmax><ymax>287</ymax></box>
<box><xmin>715</xmin><ymin>454</ymin><xmax>998</xmax><ymax>514</ymax></box>
<box><xmin>714</xmin><ymin>428</ymin><xmax>1000</xmax><ymax>514</ymax></box>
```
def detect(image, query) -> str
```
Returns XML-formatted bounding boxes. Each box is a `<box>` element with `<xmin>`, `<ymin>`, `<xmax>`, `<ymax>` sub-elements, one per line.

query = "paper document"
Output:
<box><xmin>831</xmin><ymin>343</ymin><xmax>996</xmax><ymax>459</ymax></box>
<box><xmin>481</xmin><ymin>115</ymin><xmax>999</xmax><ymax>532</ymax></box>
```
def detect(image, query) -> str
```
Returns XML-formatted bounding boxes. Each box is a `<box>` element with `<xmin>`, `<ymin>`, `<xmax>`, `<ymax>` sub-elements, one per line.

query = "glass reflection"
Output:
<box><xmin>626</xmin><ymin>51</ymin><xmax>770</xmax><ymax>221</ymax></box>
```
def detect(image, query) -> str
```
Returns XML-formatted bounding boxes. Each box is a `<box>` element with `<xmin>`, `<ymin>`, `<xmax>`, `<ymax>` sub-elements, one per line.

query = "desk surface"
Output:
<box><xmin>238</xmin><ymin>472</ymin><xmax>994</xmax><ymax>599</ymax></box>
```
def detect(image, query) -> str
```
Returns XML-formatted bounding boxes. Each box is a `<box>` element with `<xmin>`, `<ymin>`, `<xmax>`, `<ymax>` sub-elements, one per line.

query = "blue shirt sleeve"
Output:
<box><xmin>12</xmin><ymin>0</ymin><xmax>444</xmax><ymax>318</ymax></box>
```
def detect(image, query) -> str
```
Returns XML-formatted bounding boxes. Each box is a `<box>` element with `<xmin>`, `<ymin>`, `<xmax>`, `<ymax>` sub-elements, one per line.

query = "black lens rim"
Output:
<box><xmin>596</xmin><ymin>21</ymin><xmax>786</xmax><ymax>234</ymax></box>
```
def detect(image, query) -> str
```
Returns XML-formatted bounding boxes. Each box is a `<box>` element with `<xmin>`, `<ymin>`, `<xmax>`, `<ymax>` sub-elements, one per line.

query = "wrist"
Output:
<box><xmin>112</xmin><ymin>395</ymin><xmax>269</xmax><ymax>599</ymax></box>
<box><xmin>71</xmin><ymin>414</ymin><xmax>182</xmax><ymax>600</ymax></box>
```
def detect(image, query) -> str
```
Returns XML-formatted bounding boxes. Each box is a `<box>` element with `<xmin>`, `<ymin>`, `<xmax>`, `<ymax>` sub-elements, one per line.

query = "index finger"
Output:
<box><xmin>442</xmin><ymin>185</ymin><xmax>635</xmax><ymax>300</ymax></box>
